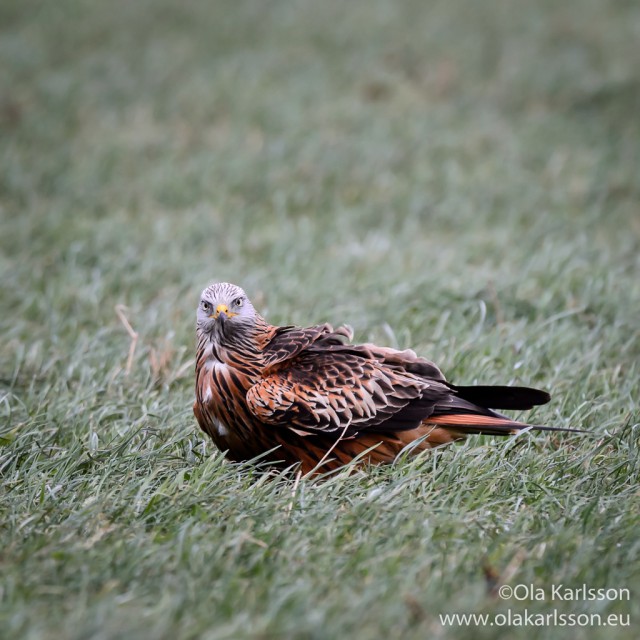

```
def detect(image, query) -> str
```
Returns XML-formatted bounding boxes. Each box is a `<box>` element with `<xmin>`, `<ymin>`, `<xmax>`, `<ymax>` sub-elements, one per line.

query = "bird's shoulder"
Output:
<box><xmin>261</xmin><ymin>322</ymin><xmax>446</xmax><ymax>381</ymax></box>
<box><xmin>260</xmin><ymin>322</ymin><xmax>354</xmax><ymax>370</ymax></box>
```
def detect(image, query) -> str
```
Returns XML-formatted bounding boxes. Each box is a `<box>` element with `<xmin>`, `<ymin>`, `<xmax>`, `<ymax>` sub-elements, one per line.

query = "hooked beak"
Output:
<box><xmin>209</xmin><ymin>304</ymin><xmax>237</xmax><ymax>320</ymax></box>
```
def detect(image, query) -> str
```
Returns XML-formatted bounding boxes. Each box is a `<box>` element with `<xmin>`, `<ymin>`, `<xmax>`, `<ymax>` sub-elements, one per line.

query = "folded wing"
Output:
<box><xmin>248</xmin><ymin>328</ymin><xmax>482</xmax><ymax>437</ymax></box>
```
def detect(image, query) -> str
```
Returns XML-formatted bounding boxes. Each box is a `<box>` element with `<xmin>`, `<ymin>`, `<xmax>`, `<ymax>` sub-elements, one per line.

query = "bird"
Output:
<box><xmin>194</xmin><ymin>282</ymin><xmax>578</xmax><ymax>475</ymax></box>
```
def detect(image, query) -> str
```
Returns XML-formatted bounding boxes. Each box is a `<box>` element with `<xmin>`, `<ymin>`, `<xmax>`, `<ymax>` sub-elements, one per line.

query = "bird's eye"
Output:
<box><xmin>202</xmin><ymin>300</ymin><xmax>212</xmax><ymax>313</ymax></box>
<box><xmin>233</xmin><ymin>297</ymin><xmax>244</xmax><ymax>307</ymax></box>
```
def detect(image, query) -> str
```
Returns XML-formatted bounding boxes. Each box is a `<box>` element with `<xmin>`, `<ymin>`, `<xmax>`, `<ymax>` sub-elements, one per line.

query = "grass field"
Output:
<box><xmin>1</xmin><ymin>0</ymin><xmax>639</xmax><ymax>638</ymax></box>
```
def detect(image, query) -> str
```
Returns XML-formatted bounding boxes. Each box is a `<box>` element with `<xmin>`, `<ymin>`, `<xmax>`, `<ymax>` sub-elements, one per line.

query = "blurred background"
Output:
<box><xmin>2</xmin><ymin>0</ymin><xmax>639</xmax><ymax>372</ymax></box>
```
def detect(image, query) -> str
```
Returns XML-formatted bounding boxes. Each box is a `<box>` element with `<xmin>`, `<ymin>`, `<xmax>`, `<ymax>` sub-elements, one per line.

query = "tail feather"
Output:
<box><xmin>427</xmin><ymin>413</ymin><xmax>587</xmax><ymax>436</ymax></box>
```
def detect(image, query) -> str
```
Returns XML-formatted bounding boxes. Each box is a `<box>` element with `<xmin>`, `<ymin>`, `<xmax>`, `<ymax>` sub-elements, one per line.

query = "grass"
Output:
<box><xmin>1</xmin><ymin>0</ymin><xmax>639</xmax><ymax>638</ymax></box>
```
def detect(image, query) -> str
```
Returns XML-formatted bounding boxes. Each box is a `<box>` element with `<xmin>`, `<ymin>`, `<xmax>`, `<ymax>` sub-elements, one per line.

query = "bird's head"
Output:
<box><xmin>197</xmin><ymin>282</ymin><xmax>257</xmax><ymax>339</ymax></box>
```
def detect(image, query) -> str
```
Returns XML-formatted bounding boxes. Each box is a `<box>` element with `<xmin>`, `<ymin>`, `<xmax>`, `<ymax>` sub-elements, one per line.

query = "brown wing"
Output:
<box><xmin>247</xmin><ymin>326</ymin><xmax>555</xmax><ymax>442</ymax></box>
<box><xmin>246</xmin><ymin>344</ymin><xmax>453</xmax><ymax>437</ymax></box>
<box><xmin>261</xmin><ymin>323</ymin><xmax>354</xmax><ymax>369</ymax></box>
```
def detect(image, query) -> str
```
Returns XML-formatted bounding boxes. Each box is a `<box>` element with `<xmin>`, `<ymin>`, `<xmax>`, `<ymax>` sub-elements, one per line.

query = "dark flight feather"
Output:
<box><xmin>449</xmin><ymin>384</ymin><xmax>551</xmax><ymax>410</ymax></box>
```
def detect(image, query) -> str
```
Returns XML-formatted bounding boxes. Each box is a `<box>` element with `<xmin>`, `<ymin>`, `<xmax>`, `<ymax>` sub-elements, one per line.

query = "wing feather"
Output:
<box><xmin>247</xmin><ymin>326</ymin><xmax>524</xmax><ymax>439</ymax></box>
<box><xmin>261</xmin><ymin>323</ymin><xmax>354</xmax><ymax>370</ymax></box>
<box><xmin>247</xmin><ymin>345</ymin><xmax>445</xmax><ymax>436</ymax></box>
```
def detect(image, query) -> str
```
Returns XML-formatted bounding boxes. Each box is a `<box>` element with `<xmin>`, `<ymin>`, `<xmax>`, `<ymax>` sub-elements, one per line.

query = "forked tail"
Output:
<box><xmin>430</xmin><ymin>384</ymin><xmax>587</xmax><ymax>435</ymax></box>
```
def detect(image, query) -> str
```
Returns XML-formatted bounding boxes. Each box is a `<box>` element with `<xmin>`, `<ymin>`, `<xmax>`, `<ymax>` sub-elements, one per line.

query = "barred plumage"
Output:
<box><xmin>194</xmin><ymin>282</ymin><xmax>579</xmax><ymax>474</ymax></box>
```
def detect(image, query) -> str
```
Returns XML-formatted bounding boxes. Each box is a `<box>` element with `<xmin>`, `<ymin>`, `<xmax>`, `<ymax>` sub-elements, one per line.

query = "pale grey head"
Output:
<box><xmin>196</xmin><ymin>282</ymin><xmax>258</xmax><ymax>339</ymax></box>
